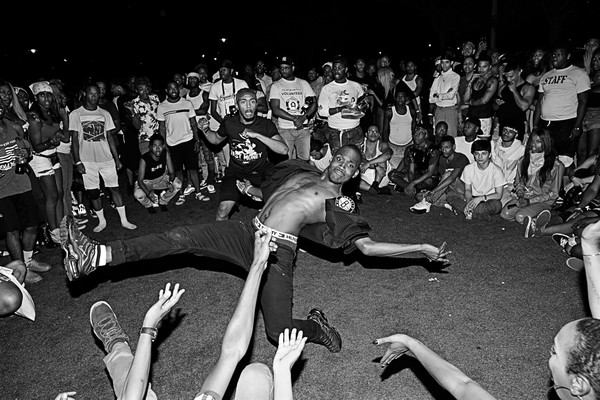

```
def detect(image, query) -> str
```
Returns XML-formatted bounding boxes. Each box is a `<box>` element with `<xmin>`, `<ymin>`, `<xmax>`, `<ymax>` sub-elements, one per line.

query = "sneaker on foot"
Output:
<box><xmin>410</xmin><ymin>199</ymin><xmax>431</xmax><ymax>214</ymax></box>
<box><xmin>90</xmin><ymin>301</ymin><xmax>130</xmax><ymax>353</ymax></box>
<box><xmin>59</xmin><ymin>215</ymin><xmax>102</xmax><ymax>280</ymax></box>
<box><xmin>183</xmin><ymin>185</ymin><xmax>195</xmax><ymax>196</ymax></box>
<box><xmin>199</xmin><ymin>180</ymin><xmax>208</xmax><ymax>189</ymax></box>
<box><xmin>207</xmin><ymin>184</ymin><xmax>216</xmax><ymax>194</ymax></box>
<box><xmin>175</xmin><ymin>195</ymin><xmax>185</xmax><ymax>206</ymax></box>
<box><xmin>75</xmin><ymin>217</ymin><xmax>89</xmax><ymax>225</ymax></box>
<box><xmin>26</xmin><ymin>258</ymin><xmax>51</xmax><ymax>272</ymax></box>
<box><xmin>534</xmin><ymin>209</ymin><xmax>551</xmax><ymax>235</ymax></box>
<box><xmin>523</xmin><ymin>215</ymin><xmax>536</xmax><ymax>238</ymax></box>
<box><xmin>78</xmin><ymin>204</ymin><xmax>88</xmax><ymax>217</ymax></box>
<box><xmin>25</xmin><ymin>269</ymin><xmax>43</xmax><ymax>284</ymax></box>
<box><xmin>195</xmin><ymin>193</ymin><xmax>210</xmax><ymax>202</ymax></box>
<box><xmin>307</xmin><ymin>308</ymin><xmax>342</xmax><ymax>353</ymax></box>
<box><xmin>72</xmin><ymin>204</ymin><xmax>80</xmax><ymax>217</ymax></box>
<box><xmin>566</xmin><ymin>257</ymin><xmax>585</xmax><ymax>272</ymax></box>
<box><xmin>552</xmin><ymin>233</ymin><xmax>573</xmax><ymax>253</ymax></box>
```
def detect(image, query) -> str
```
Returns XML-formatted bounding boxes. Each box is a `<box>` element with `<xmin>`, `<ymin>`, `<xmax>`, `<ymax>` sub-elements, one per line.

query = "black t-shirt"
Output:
<box><xmin>142</xmin><ymin>151</ymin><xmax>167</xmax><ymax>180</ymax></box>
<box><xmin>217</xmin><ymin>115</ymin><xmax>279</xmax><ymax>173</ymax></box>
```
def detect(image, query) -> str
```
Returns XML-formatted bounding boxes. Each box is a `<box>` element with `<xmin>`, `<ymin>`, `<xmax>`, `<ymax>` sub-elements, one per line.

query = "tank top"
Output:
<box><xmin>402</xmin><ymin>74</ymin><xmax>420</xmax><ymax>105</ymax></box>
<box><xmin>389</xmin><ymin>106</ymin><xmax>413</xmax><ymax>146</ymax></box>
<box><xmin>37</xmin><ymin>118</ymin><xmax>61</xmax><ymax>156</ymax></box>
<box><xmin>142</xmin><ymin>151</ymin><xmax>167</xmax><ymax>180</ymax></box>
<box><xmin>496</xmin><ymin>83</ymin><xmax>528</xmax><ymax>125</ymax></box>
<box><xmin>468</xmin><ymin>77</ymin><xmax>494</xmax><ymax>119</ymax></box>
<box><xmin>363</xmin><ymin>139</ymin><xmax>383</xmax><ymax>161</ymax></box>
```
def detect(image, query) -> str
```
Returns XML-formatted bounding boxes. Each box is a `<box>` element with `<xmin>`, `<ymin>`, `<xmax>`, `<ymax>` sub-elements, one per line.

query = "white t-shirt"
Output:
<box><xmin>491</xmin><ymin>138</ymin><xmax>525</xmax><ymax>186</ymax></box>
<box><xmin>269</xmin><ymin>77</ymin><xmax>316</xmax><ymax>129</ymax></box>
<box><xmin>156</xmin><ymin>98</ymin><xmax>196</xmax><ymax>146</ymax></box>
<box><xmin>389</xmin><ymin>106</ymin><xmax>413</xmax><ymax>146</ymax></box>
<box><xmin>454</xmin><ymin>137</ymin><xmax>476</xmax><ymax>163</ymax></box>
<box><xmin>208</xmin><ymin>78</ymin><xmax>249</xmax><ymax>130</ymax></box>
<box><xmin>461</xmin><ymin>162</ymin><xmax>506</xmax><ymax>197</ymax></box>
<box><xmin>318</xmin><ymin>79</ymin><xmax>365</xmax><ymax>130</ymax></box>
<box><xmin>69</xmin><ymin>106</ymin><xmax>115</xmax><ymax>163</ymax></box>
<box><xmin>539</xmin><ymin>65</ymin><xmax>591</xmax><ymax>121</ymax></box>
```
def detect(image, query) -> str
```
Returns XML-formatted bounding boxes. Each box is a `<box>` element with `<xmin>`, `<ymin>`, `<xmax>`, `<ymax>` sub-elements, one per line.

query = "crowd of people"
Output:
<box><xmin>2</xmin><ymin>35</ymin><xmax>600</xmax><ymax>399</ymax></box>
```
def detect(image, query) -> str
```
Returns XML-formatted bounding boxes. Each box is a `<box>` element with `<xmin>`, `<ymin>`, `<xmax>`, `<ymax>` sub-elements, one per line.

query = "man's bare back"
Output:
<box><xmin>258</xmin><ymin>171</ymin><xmax>343</xmax><ymax>236</ymax></box>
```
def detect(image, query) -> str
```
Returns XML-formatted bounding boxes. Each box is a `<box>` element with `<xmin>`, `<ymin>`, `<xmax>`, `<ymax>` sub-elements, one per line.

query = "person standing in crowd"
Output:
<box><xmin>269</xmin><ymin>55</ymin><xmax>317</xmax><ymax>161</ymax></box>
<box><xmin>156</xmin><ymin>81</ymin><xmax>208</xmax><ymax>205</ymax></box>
<box><xmin>132</xmin><ymin>77</ymin><xmax>159</xmax><ymax>156</ymax></box>
<box><xmin>387</xmin><ymin>89</ymin><xmax>416</xmax><ymax>170</ymax></box>
<box><xmin>26</xmin><ymin>81</ymin><xmax>69</xmax><ymax>245</ymax></box>
<box><xmin>70</xmin><ymin>84</ymin><xmax>136</xmax><ymax>233</ymax></box>
<box><xmin>534</xmin><ymin>44</ymin><xmax>590</xmax><ymax>170</ymax></box>
<box><xmin>495</xmin><ymin>60</ymin><xmax>535</xmax><ymax>142</ymax></box>
<box><xmin>429</xmin><ymin>52</ymin><xmax>461</xmax><ymax>137</ymax></box>
<box><xmin>464</xmin><ymin>54</ymin><xmax>498</xmax><ymax>137</ymax></box>
<box><xmin>317</xmin><ymin>55</ymin><xmax>366</xmax><ymax>153</ymax></box>
<box><xmin>0</xmin><ymin>101</ymin><xmax>50</xmax><ymax>284</ymax></box>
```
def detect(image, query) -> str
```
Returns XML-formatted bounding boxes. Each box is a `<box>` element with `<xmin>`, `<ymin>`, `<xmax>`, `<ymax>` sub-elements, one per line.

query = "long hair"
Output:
<box><xmin>0</xmin><ymin>80</ymin><xmax>28</xmax><ymax>122</ymax></box>
<box><xmin>377</xmin><ymin>66</ymin><xmax>395</xmax><ymax>99</ymax></box>
<box><xmin>520</xmin><ymin>128</ymin><xmax>556</xmax><ymax>186</ymax></box>
<box><xmin>29</xmin><ymin>92</ymin><xmax>61</xmax><ymax>125</ymax></box>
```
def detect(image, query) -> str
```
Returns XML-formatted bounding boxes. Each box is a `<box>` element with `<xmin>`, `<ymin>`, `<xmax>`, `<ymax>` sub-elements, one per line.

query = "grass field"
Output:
<box><xmin>0</xmin><ymin>188</ymin><xmax>586</xmax><ymax>400</ymax></box>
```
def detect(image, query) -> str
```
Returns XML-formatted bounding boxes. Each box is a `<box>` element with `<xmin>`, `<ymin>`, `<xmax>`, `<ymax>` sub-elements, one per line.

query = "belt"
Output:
<box><xmin>252</xmin><ymin>216</ymin><xmax>298</xmax><ymax>244</ymax></box>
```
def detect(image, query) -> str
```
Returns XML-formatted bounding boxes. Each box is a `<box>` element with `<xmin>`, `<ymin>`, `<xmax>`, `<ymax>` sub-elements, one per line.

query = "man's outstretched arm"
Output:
<box><xmin>354</xmin><ymin>237</ymin><xmax>450</xmax><ymax>264</ymax></box>
<box><xmin>196</xmin><ymin>230</ymin><xmax>274</xmax><ymax>397</ymax></box>
<box><xmin>373</xmin><ymin>334</ymin><xmax>496</xmax><ymax>400</ymax></box>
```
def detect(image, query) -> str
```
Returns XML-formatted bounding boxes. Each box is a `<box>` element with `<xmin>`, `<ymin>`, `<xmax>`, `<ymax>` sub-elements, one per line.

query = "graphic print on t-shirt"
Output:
<box><xmin>0</xmin><ymin>140</ymin><xmax>17</xmax><ymax>171</ymax></box>
<box><xmin>230</xmin><ymin>138</ymin><xmax>261</xmax><ymax>164</ymax></box>
<box><xmin>82</xmin><ymin>120</ymin><xmax>107</xmax><ymax>142</ymax></box>
<box><xmin>335</xmin><ymin>90</ymin><xmax>357</xmax><ymax>108</ymax></box>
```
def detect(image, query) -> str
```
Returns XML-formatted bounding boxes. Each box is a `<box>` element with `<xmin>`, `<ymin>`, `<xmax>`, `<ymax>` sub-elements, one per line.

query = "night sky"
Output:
<box><xmin>3</xmin><ymin>0</ymin><xmax>598</xmax><ymax>88</ymax></box>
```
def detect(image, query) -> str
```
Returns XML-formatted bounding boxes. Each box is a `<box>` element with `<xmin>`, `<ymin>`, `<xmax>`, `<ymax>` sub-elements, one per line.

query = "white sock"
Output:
<box><xmin>94</xmin><ymin>208</ymin><xmax>107</xmax><ymax>233</ymax></box>
<box><xmin>23</xmin><ymin>250</ymin><xmax>33</xmax><ymax>266</ymax></box>
<box><xmin>116</xmin><ymin>206</ymin><xmax>137</xmax><ymax>230</ymax></box>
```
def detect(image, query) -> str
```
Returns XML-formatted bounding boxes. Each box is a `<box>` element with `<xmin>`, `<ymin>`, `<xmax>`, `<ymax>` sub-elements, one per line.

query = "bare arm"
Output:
<box><xmin>210</xmin><ymin>100</ymin><xmax>224</xmax><ymax>124</ymax></box>
<box><xmin>198</xmin><ymin>231</ymin><xmax>273</xmax><ymax>397</ymax></box>
<box><xmin>511</xmin><ymin>84</ymin><xmax>535</xmax><ymax>111</ymax></box>
<box><xmin>354</xmin><ymin>237</ymin><xmax>449</xmax><ymax>263</ymax></box>
<box><xmin>107</xmin><ymin>129</ymin><xmax>121</xmax><ymax>169</ymax></box>
<box><xmin>533</xmin><ymin>92</ymin><xmax>544</xmax><ymax>127</ymax></box>
<box><xmin>245</xmin><ymin>132</ymin><xmax>288</xmax><ymax>155</ymax></box>
<box><xmin>374</xmin><ymin>334</ymin><xmax>496</xmax><ymax>400</ymax></box>
<box><xmin>469</xmin><ymin>78</ymin><xmax>498</xmax><ymax>106</ymax></box>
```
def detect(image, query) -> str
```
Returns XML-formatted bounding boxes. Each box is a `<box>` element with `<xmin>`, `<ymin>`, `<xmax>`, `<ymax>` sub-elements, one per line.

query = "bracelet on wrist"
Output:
<box><xmin>139</xmin><ymin>326</ymin><xmax>158</xmax><ymax>342</ymax></box>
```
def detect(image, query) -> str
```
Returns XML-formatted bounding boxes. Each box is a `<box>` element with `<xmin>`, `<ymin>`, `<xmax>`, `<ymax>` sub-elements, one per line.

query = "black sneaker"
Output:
<box><xmin>90</xmin><ymin>301</ymin><xmax>129</xmax><ymax>353</ymax></box>
<box><xmin>307</xmin><ymin>308</ymin><xmax>342</xmax><ymax>353</ymax></box>
<box><xmin>59</xmin><ymin>215</ymin><xmax>102</xmax><ymax>280</ymax></box>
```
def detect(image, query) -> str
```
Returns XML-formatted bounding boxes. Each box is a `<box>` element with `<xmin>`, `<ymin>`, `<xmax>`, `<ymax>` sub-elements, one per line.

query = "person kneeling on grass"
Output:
<box><xmin>134</xmin><ymin>134</ymin><xmax>182</xmax><ymax>214</ymax></box>
<box><xmin>445</xmin><ymin>139</ymin><xmax>506</xmax><ymax>220</ymax></box>
<box><xmin>500</xmin><ymin>128</ymin><xmax>564</xmax><ymax>235</ymax></box>
<box><xmin>359</xmin><ymin>125</ymin><xmax>393</xmax><ymax>195</ymax></box>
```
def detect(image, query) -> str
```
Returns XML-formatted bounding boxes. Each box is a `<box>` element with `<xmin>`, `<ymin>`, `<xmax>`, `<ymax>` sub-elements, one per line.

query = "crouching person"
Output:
<box><xmin>134</xmin><ymin>134</ymin><xmax>182</xmax><ymax>213</ymax></box>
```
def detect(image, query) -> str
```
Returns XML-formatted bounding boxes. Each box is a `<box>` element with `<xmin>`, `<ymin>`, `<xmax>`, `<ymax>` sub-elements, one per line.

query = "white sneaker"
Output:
<box><xmin>207</xmin><ymin>184</ymin><xmax>216</xmax><ymax>194</ymax></box>
<box><xmin>183</xmin><ymin>185</ymin><xmax>195</xmax><ymax>196</ymax></box>
<box><xmin>199</xmin><ymin>180</ymin><xmax>208</xmax><ymax>189</ymax></box>
<box><xmin>175</xmin><ymin>195</ymin><xmax>185</xmax><ymax>206</ymax></box>
<box><xmin>195</xmin><ymin>193</ymin><xmax>210</xmax><ymax>202</ymax></box>
<box><xmin>409</xmin><ymin>199</ymin><xmax>431</xmax><ymax>214</ymax></box>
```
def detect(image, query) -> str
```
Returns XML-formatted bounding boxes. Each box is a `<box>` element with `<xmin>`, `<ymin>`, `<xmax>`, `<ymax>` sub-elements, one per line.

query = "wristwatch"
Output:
<box><xmin>139</xmin><ymin>326</ymin><xmax>158</xmax><ymax>342</ymax></box>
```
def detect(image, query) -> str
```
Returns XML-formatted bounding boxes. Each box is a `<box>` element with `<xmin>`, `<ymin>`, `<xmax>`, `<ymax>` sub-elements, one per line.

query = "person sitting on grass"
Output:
<box><xmin>134</xmin><ymin>134</ymin><xmax>182</xmax><ymax>214</ymax></box>
<box><xmin>490</xmin><ymin>124</ymin><xmax>525</xmax><ymax>207</ymax></box>
<box><xmin>372</xmin><ymin>219</ymin><xmax>600</xmax><ymax>400</ymax></box>
<box><xmin>446</xmin><ymin>139</ymin><xmax>506</xmax><ymax>220</ymax></box>
<box><xmin>388</xmin><ymin>124</ymin><xmax>440</xmax><ymax>197</ymax></box>
<box><xmin>409</xmin><ymin>135</ymin><xmax>469</xmax><ymax>214</ymax></box>
<box><xmin>359</xmin><ymin>125</ymin><xmax>393</xmax><ymax>195</ymax></box>
<box><xmin>500</xmin><ymin>128</ymin><xmax>564</xmax><ymax>235</ymax></box>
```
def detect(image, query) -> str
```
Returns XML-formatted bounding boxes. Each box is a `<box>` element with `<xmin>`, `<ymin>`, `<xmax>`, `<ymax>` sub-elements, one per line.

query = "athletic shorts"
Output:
<box><xmin>0</xmin><ymin>191</ymin><xmax>42</xmax><ymax>233</ymax></box>
<box><xmin>82</xmin><ymin>160</ymin><xmax>119</xmax><ymax>190</ymax></box>
<box><xmin>30</xmin><ymin>153</ymin><xmax>60</xmax><ymax>178</ymax></box>
<box><xmin>168</xmin><ymin>139</ymin><xmax>197</xmax><ymax>172</ymax></box>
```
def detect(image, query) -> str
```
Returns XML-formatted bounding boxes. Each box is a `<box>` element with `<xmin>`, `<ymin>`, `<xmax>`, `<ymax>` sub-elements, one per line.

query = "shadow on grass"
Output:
<box><xmin>67</xmin><ymin>254</ymin><xmax>248</xmax><ymax>297</ymax></box>
<box><xmin>373</xmin><ymin>356</ymin><xmax>452</xmax><ymax>399</ymax></box>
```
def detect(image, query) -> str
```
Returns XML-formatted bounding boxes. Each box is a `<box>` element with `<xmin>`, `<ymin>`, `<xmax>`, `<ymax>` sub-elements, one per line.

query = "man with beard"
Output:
<box><xmin>203</xmin><ymin>88</ymin><xmax>287</xmax><ymax>220</ymax></box>
<box><xmin>60</xmin><ymin>141</ymin><xmax>450</xmax><ymax>353</ymax></box>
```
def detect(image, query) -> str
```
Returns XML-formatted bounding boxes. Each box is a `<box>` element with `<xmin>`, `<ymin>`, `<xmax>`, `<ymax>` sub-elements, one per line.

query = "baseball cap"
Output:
<box><xmin>464</xmin><ymin>117</ymin><xmax>481</xmax><ymax>128</ymax></box>
<box><xmin>279</xmin><ymin>56</ymin><xmax>294</xmax><ymax>66</ymax></box>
